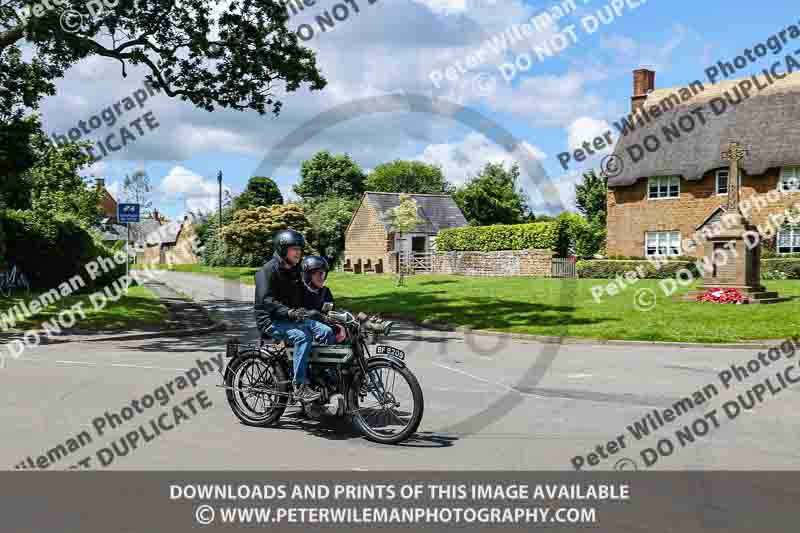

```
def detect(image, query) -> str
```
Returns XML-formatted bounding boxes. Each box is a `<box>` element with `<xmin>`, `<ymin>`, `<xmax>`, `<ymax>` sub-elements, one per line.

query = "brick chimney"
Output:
<box><xmin>95</xmin><ymin>178</ymin><xmax>105</xmax><ymax>189</ymax></box>
<box><xmin>632</xmin><ymin>68</ymin><xmax>655</xmax><ymax>112</ymax></box>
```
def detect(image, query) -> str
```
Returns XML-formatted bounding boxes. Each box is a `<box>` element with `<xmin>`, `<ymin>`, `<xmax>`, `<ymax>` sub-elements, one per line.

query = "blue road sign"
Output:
<box><xmin>117</xmin><ymin>203</ymin><xmax>141</xmax><ymax>223</ymax></box>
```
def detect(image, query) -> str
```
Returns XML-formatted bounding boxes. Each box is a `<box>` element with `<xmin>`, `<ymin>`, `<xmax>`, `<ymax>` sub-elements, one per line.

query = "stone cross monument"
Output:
<box><xmin>722</xmin><ymin>142</ymin><xmax>747</xmax><ymax>218</ymax></box>
<box><xmin>681</xmin><ymin>142</ymin><xmax>787</xmax><ymax>303</ymax></box>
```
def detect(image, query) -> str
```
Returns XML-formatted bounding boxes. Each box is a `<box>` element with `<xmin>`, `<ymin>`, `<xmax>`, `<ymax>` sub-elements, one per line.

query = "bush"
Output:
<box><xmin>577</xmin><ymin>259</ymin><xmax>701</xmax><ymax>279</ymax></box>
<box><xmin>437</xmin><ymin>221</ymin><xmax>566</xmax><ymax>253</ymax></box>
<box><xmin>557</xmin><ymin>212</ymin><xmax>605</xmax><ymax>259</ymax></box>
<box><xmin>1</xmin><ymin>210</ymin><xmax>123</xmax><ymax>290</ymax></box>
<box><xmin>761</xmin><ymin>258</ymin><xmax>800</xmax><ymax>280</ymax></box>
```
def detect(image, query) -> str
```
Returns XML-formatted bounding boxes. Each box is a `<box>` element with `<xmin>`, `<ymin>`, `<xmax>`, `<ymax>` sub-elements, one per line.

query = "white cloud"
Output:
<box><xmin>158</xmin><ymin>166</ymin><xmax>231</xmax><ymax>213</ymax></box>
<box><xmin>600</xmin><ymin>24</ymin><xmax>690</xmax><ymax>73</ymax></box>
<box><xmin>415</xmin><ymin>132</ymin><xmax>545</xmax><ymax>186</ymax></box>
<box><xmin>412</xmin><ymin>132</ymin><xmax>569</xmax><ymax>213</ymax></box>
<box><xmin>32</xmin><ymin>0</ymin><xmax>618</xmax><ymax>217</ymax></box>
<box><xmin>411</xmin><ymin>0</ymin><xmax>468</xmax><ymax>14</ymax></box>
<box><xmin>567</xmin><ymin>116</ymin><xmax>613</xmax><ymax>154</ymax></box>
<box><xmin>484</xmin><ymin>71</ymin><xmax>610</xmax><ymax>127</ymax></box>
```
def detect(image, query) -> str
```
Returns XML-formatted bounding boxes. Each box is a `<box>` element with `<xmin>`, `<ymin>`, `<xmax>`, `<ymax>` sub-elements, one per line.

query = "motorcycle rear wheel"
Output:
<box><xmin>225</xmin><ymin>352</ymin><xmax>288</xmax><ymax>427</ymax></box>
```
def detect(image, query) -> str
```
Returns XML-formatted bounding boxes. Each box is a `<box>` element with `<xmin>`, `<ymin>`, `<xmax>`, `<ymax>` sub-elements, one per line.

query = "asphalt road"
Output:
<box><xmin>2</xmin><ymin>271</ymin><xmax>799</xmax><ymax>471</ymax></box>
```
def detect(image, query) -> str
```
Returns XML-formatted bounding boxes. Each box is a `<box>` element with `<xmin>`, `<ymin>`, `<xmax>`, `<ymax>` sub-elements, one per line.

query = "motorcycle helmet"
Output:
<box><xmin>273</xmin><ymin>229</ymin><xmax>305</xmax><ymax>259</ymax></box>
<box><xmin>301</xmin><ymin>255</ymin><xmax>329</xmax><ymax>293</ymax></box>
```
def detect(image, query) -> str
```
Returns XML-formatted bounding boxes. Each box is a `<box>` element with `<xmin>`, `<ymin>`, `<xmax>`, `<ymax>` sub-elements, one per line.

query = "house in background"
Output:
<box><xmin>93</xmin><ymin>178</ymin><xmax>206</xmax><ymax>265</ymax></box>
<box><xmin>343</xmin><ymin>192</ymin><xmax>468</xmax><ymax>273</ymax></box>
<box><xmin>607</xmin><ymin>68</ymin><xmax>800</xmax><ymax>258</ymax></box>
<box><xmin>141</xmin><ymin>212</ymin><xmax>208</xmax><ymax>265</ymax></box>
<box><xmin>96</xmin><ymin>178</ymin><xmax>118</xmax><ymax>222</ymax></box>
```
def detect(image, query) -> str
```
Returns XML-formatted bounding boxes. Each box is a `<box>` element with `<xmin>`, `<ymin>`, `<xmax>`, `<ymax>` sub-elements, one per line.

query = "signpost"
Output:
<box><xmin>117</xmin><ymin>203</ymin><xmax>141</xmax><ymax>281</ymax></box>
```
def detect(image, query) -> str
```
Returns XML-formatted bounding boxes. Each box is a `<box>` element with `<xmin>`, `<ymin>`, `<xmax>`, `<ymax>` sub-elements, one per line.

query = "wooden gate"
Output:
<box><xmin>399</xmin><ymin>252</ymin><xmax>434</xmax><ymax>274</ymax></box>
<box><xmin>551</xmin><ymin>256</ymin><xmax>577</xmax><ymax>278</ymax></box>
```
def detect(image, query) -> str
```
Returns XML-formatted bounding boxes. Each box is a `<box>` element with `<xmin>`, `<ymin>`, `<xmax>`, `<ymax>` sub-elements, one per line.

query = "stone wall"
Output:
<box><xmin>434</xmin><ymin>249</ymin><xmax>553</xmax><ymax>277</ymax></box>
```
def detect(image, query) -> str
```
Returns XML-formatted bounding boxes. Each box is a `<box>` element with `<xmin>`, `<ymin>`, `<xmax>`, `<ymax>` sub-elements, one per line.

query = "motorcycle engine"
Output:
<box><xmin>302</xmin><ymin>392</ymin><xmax>345</xmax><ymax>418</ymax></box>
<box><xmin>326</xmin><ymin>394</ymin><xmax>345</xmax><ymax>416</ymax></box>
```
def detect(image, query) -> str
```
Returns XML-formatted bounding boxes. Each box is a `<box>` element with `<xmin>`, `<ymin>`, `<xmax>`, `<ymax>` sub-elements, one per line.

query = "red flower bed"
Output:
<box><xmin>695</xmin><ymin>287</ymin><xmax>750</xmax><ymax>304</ymax></box>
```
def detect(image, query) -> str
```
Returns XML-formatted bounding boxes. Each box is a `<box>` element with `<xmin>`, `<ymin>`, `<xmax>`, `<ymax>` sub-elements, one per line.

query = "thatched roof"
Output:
<box><xmin>363</xmin><ymin>192</ymin><xmax>468</xmax><ymax>234</ymax></box>
<box><xmin>609</xmin><ymin>71</ymin><xmax>800</xmax><ymax>187</ymax></box>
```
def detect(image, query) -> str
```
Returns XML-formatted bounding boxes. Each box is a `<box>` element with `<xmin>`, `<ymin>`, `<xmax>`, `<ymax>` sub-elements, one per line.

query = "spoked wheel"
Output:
<box><xmin>348</xmin><ymin>360</ymin><xmax>424</xmax><ymax>444</ymax></box>
<box><xmin>225</xmin><ymin>352</ymin><xmax>289</xmax><ymax>427</ymax></box>
<box><xmin>18</xmin><ymin>274</ymin><xmax>30</xmax><ymax>295</ymax></box>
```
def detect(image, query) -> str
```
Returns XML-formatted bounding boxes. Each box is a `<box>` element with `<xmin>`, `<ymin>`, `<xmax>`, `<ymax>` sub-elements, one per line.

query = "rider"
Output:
<box><xmin>301</xmin><ymin>255</ymin><xmax>334</xmax><ymax>311</ymax></box>
<box><xmin>254</xmin><ymin>229</ymin><xmax>336</xmax><ymax>403</ymax></box>
<box><xmin>301</xmin><ymin>255</ymin><xmax>346</xmax><ymax>344</ymax></box>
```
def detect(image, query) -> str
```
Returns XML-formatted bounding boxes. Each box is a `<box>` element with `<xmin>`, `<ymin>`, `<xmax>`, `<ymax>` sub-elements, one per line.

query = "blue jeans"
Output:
<box><xmin>267</xmin><ymin>319</ymin><xmax>336</xmax><ymax>385</ymax></box>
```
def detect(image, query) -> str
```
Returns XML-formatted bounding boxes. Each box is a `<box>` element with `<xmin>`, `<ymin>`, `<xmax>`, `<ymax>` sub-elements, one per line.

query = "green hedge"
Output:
<box><xmin>1</xmin><ymin>210</ymin><xmax>123</xmax><ymax>290</ymax></box>
<box><xmin>762</xmin><ymin>258</ymin><xmax>800</xmax><ymax>280</ymax></box>
<box><xmin>437</xmin><ymin>222</ymin><xmax>566</xmax><ymax>253</ymax></box>
<box><xmin>579</xmin><ymin>258</ymin><xmax>800</xmax><ymax>280</ymax></box>
<box><xmin>577</xmin><ymin>259</ymin><xmax>701</xmax><ymax>279</ymax></box>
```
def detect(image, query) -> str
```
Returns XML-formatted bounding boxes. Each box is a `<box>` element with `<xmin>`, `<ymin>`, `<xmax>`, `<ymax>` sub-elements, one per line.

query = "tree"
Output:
<box><xmin>0</xmin><ymin>0</ymin><xmax>326</xmax><ymax>117</ymax></box>
<box><xmin>575</xmin><ymin>170</ymin><xmax>608</xmax><ymax>227</ymax></box>
<box><xmin>365</xmin><ymin>160</ymin><xmax>453</xmax><ymax>194</ymax></box>
<box><xmin>122</xmin><ymin>170</ymin><xmax>153</xmax><ymax>211</ymax></box>
<box><xmin>453</xmin><ymin>162</ymin><xmax>530</xmax><ymax>226</ymax></box>
<box><xmin>557</xmin><ymin>212</ymin><xmax>605</xmax><ymax>259</ymax></box>
<box><xmin>303</xmin><ymin>196</ymin><xmax>359</xmax><ymax>265</ymax></box>
<box><xmin>294</xmin><ymin>151</ymin><xmax>366</xmax><ymax>200</ymax></box>
<box><xmin>387</xmin><ymin>194</ymin><xmax>421</xmax><ymax>286</ymax></box>
<box><xmin>24</xmin><ymin>131</ymin><xmax>101</xmax><ymax>227</ymax></box>
<box><xmin>233</xmin><ymin>176</ymin><xmax>283</xmax><ymax>210</ymax></box>
<box><xmin>220</xmin><ymin>203</ymin><xmax>310</xmax><ymax>264</ymax></box>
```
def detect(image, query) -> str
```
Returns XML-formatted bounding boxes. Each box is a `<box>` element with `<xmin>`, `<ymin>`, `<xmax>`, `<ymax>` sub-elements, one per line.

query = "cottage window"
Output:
<box><xmin>387</xmin><ymin>232</ymin><xmax>396</xmax><ymax>252</ymax></box>
<box><xmin>648</xmin><ymin>176</ymin><xmax>680</xmax><ymax>199</ymax></box>
<box><xmin>777</xmin><ymin>227</ymin><xmax>800</xmax><ymax>254</ymax></box>
<box><xmin>779</xmin><ymin>167</ymin><xmax>800</xmax><ymax>192</ymax></box>
<box><xmin>645</xmin><ymin>231</ymin><xmax>681</xmax><ymax>257</ymax></box>
<box><xmin>716</xmin><ymin>170</ymin><xmax>729</xmax><ymax>195</ymax></box>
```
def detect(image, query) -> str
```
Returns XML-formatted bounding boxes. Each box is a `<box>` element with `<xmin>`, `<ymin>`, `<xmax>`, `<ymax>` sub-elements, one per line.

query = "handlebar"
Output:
<box><xmin>324</xmin><ymin>310</ymin><xmax>394</xmax><ymax>337</ymax></box>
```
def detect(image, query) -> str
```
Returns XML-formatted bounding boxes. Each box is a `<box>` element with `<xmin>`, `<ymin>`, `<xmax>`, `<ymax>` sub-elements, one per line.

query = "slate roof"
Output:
<box><xmin>130</xmin><ymin>219</ymin><xmax>164</xmax><ymax>244</ymax></box>
<box><xmin>144</xmin><ymin>221</ymin><xmax>182</xmax><ymax>245</ymax></box>
<box><xmin>96</xmin><ymin>223</ymin><xmax>128</xmax><ymax>242</ymax></box>
<box><xmin>95</xmin><ymin>218</ymin><xmax>167</xmax><ymax>245</ymax></box>
<box><xmin>364</xmin><ymin>192</ymin><xmax>468</xmax><ymax>233</ymax></box>
<box><xmin>185</xmin><ymin>211</ymin><xmax>211</xmax><ymax>225</ymax></box>
<box><xmin>609</xmin><ymin>71</ymin><xmax>800</xmax><ymax>187</ymax></box>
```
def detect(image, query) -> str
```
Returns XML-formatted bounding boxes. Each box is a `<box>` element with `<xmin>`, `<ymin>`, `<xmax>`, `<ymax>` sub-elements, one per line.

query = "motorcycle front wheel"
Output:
<box><xmin>347</xmin><ymin>359</ymin><xmax>424</xmax><ymax>444</ymax></box>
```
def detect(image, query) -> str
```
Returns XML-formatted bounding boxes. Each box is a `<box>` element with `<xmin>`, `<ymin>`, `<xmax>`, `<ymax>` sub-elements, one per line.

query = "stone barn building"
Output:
<box><xmin>343</xmin><ymin>192</ymin><xmax>468</xmax><ymax>273</ymax></box>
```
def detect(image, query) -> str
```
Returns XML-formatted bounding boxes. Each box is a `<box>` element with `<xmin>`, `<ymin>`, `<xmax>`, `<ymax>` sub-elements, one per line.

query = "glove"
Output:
<box><xmin>288</xmin><ymin>308</ymin><xmax>307</xmax><ymax>322</ymax></box>
<box><xmin>305</xmin><ymin>309</ymin><xmax>325</xmax><ymax>323</ymax></box>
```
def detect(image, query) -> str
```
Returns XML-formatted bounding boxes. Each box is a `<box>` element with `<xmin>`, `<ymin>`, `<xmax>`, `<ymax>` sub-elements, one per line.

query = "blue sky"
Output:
<box><xmin>33</xmin><ymin>0</ymin><xmax>800</xmax><ymax>219</ymax></box>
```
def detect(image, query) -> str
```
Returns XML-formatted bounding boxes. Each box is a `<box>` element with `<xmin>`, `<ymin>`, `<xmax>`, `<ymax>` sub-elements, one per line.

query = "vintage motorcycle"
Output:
<box><xmin>221</xmin><ymin>304</ymin><xmax>424</xmax><ymax>444</ymax></box>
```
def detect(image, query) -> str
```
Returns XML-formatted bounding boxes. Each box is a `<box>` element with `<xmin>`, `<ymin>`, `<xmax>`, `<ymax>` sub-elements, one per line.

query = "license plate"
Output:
<box><xmin>376</xmin><ymin>345</ymin><xmax>405</xmax><ymax>359</ymax></box>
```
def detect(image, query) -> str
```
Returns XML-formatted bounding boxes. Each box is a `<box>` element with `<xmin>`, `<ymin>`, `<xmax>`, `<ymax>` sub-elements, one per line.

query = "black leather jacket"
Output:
<box><xmin>254</xmin><ymin>254</ymin><xmax>304</xmax><ymax>332</ymax></box>
<box><xmin>303</xmin><ymin>286</ymin><xmax>334</xmax><ymax>312</ymax></box>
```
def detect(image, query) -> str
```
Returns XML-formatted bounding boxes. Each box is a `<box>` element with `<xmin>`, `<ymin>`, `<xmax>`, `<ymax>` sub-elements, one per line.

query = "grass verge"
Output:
<box><xmin>0</xmin><ymin>285</ymin><xmax>168</xmax><ymax>332</ymax></box>
<box><xmin>134</xmin><ymin>266</ymin><xmax>800</xmax><ymax>343</ymax></box>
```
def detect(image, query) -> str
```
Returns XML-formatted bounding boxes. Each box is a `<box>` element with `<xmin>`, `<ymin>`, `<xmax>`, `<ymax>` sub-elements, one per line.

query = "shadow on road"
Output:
<box><xmin>239</xmin><ymin>411</ymin><xmax>459</xmax><ymax>448</ymax></box>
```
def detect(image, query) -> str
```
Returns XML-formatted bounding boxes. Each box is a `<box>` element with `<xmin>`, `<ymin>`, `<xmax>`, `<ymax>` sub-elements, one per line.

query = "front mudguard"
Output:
<box><xmin>367</xmin><ymin>354</ymin><xmax>406</xmax><ymax>369</ymax></box>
